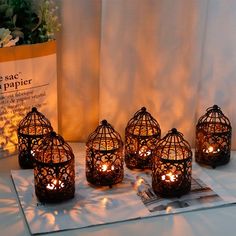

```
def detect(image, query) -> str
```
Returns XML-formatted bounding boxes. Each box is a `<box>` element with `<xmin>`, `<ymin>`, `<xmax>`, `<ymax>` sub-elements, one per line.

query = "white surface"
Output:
<box><xmin>11</xmin><ymin>168</ymin><xmax>147</xmax><ymax>234</ymax></box>
<box><xmin>11</xmin><ymin>158</ymin><xmax>235</xmax><ymax>234</ymax></box>
<box><xmin>1</xmin><ymin>143</ymin><xmax>236</xmax><ymax>236</ymax></box>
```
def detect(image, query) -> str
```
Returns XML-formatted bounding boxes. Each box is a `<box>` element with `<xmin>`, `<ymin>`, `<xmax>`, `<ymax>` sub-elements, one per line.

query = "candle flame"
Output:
<box><xmin>161</xmin><ymin>172</ymin><xmax>178</xmax><ymax>182</ymax></box>
<box><xmin>139</xmin><ymin>146</ymin><xmax>151</xmax><ymax>157</ymax></box>
<box><xmin>46</xmin><ymin>179</ymin><xmax>64</xmax><ymax>190</ymax></box>
<box><xmin>101</xmin><ymin>164</ymin><xmax>108</xmax><ymax>172</ymax></box>
<box><xmin>205</xmin><ymin>146</ymin><xmax>220</xmax><ymax>154</ymax></box>
<box><xmin>100</xmin><ymin>164</ymin><xmax>115</xmax><ymax>172</ymax></box>
<box><xmin>208</xmin><ymin>146</ymin><xmax>214</xmax><ymax>153</ymax></box>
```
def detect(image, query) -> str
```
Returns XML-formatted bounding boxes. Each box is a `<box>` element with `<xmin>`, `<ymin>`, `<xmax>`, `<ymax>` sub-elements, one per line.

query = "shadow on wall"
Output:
<box><xmin>99</xmin><ymin>0</ymin><xmax>203</xmax><ymax>146</ymax></box>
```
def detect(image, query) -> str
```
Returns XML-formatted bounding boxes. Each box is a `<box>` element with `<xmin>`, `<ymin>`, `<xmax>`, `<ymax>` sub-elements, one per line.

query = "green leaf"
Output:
<box><xmin>0</xmin><ymin>4</ymin><xmax>8</xmax><ymax>13</ymax></box>
<box><xmin>12</xmin><ymin>29</ymin><xmax>24</xmax><ymax>38</ymax></box>
<box><xmin>2</xmin><ymin>20</ymin><xmax>14</xmax><ymax>29</ymax></box>
<box><xmin>5</xmin><ymin>7</ymin><xmax>13</xmax><ymax>17</ymax></box>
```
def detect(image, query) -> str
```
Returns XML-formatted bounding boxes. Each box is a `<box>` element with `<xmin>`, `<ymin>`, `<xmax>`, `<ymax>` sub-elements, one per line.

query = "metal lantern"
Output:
<box><xmin>125</xmin><ymin>107</ymin><xmax>161</xmax><ymax>169</ymax></box>
<box><xmin>86</xmin><ymin>120</ymin><xmax>124</xmax><ymax>187</ymax></box>
<box><xmin>152</xmin><ymin>128</ymin><xmax>192</xmax><ymax>197</ymax></box>
<box><xmin>17</xmin><ymin>107</ymin><xmax>53</xmax><ymax>169</ymax></box>
<box><xmin>195</xmin><ymin>105</ymin><xmax>232</xmax><ymax>168</ymax></box>
<box><xmin>34</xmin><ymin>131</ymin><xmax>75</xmax><ymax>202</ymax></box>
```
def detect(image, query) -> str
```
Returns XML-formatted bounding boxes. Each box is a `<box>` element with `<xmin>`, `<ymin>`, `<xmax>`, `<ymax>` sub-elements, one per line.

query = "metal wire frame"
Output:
<box><xmin>195</xmin><ymin>105</ymin><xmax>232</xmax><ymax>168</ymax></box>
<box><xmin>86</xmin><ymin>120</ymin><xmax>124</xmax><ymax>187</ymax></box>
<box><xmin>125</xmin><ymin>107</ymin><xmax>161</xmax><ymax>169</ymax></box>
<box><xmin>17</xmin><ymin>107</ymin><xmax>53</xmax><ymax>169</ymax></box>
<box><xmin>34</xmin><ymin>132</ymin><xmax>75</xmax><ymax>203</ymax></box>
<box><xmin>152</xmin><ymin>128</ymin><xmax>192</xmax><ymax>197</ymax></box>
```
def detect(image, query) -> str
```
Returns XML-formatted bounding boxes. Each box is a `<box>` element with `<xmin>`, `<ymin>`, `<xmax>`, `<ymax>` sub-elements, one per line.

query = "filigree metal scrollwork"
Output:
<box><xmin>17</xmin><ymin>107</ymin><xmax>53</xmax><ymax>169</ymax></box>
<box><xmin>152</xmin><ymin>128</ymin><xmax>192</xmax><ymax>197</ymax></box>
<box><xmin>86</xmin><ymin>120</ymin><xmax>124</xmax><ymax>187</ymax></box>
<box><xmin>195</xmin><ymin>105</ymin><xmax>232</xmax><ymax>168</ymax></box>
<box><xmin>125</xmin><ymin>107</ymin><xmax>161</xmax><ymax>169</ymax></box>
<box><xmin>34</xmin><ymin>131</ymin><xmax>75</xmax><ymax>202</ymax></box>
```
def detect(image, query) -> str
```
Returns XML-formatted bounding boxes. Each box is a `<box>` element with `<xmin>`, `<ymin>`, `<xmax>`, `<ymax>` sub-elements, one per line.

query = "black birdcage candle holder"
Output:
<box><xmin>17</xmin><ymin>107</ymin><xmax>53</xmax><ymax>169</ymax></box>
<box><xmin>34</xmin><ymin>132</ymin><xmax>75</xmax><ymax>203</ymax></box>
<box><xmin>125</xmin><ymin>107</ymin><xmax>161</xmax><ymax>170</ymax></box>
<box><xmin>152</xmin><ymin>128</ymin><xmax>192</xmax><ymax>197</ymax></box>
<box><xmin>195</xmin><ymin>105</ymin><xmax>232</xmax><ymax>168</ymax></box>
<box><xmin>86</xmin><ymin>120</ymin><xmax>124</xmax><ymax>187</ymax></box>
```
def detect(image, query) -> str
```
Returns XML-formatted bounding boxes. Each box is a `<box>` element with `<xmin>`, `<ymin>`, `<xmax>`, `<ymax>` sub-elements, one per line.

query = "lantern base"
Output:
<box><xmin>18</xmin><ymin>151</ymin><xmax>34</xmax><ymax>169</ymax></box>
<box><xmin>125</xmin><ymin>153</ymin><xmax>152</xmax><ymax>170</ymax></box>
<box><xmin>152</xmin><ymin>183</ymin><xmax>191</xmax><ymax>198</ymax></box>
<box><xmin>195</xmin><ymin>152</ymin><xmax>230</xmax><ymax>168</ymax></box>
<box><xmin>35</xmin><ymin>186</ymin><xmax>75</xmax><ymax>203</ymax></box>
<box><xmin>86</xmin><ymin>172</ymin><xmax>123</xmax><ymax>187</ymax></box>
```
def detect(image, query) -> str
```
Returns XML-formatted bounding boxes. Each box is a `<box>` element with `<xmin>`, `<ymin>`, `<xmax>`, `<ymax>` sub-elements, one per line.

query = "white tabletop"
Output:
<box><xmin>1</xmin><ymin>143</ymin><xmax>236</xmax><ymax>236</ymax></box>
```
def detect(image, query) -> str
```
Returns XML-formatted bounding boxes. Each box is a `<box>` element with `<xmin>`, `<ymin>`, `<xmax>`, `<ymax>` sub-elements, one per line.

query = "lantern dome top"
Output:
<box><xmin>126</xmin><ymin>107</ymin><xmax>161</xmax><ymax>137</ymax></box>
<box><xmin>86</xmin><ymin>120</ymin><xmax>123</xmax><ymax>151</ymax></box>
<box><xmin>155</xmin><ymin>128</ymin><xmax>192</xmax><ymax>160</ymax></box>
<box><xmin>35</xmin><ymin>131</ymin><xmax>74</xmax><ymax>164</ymax></box>
<box><xmin>18</xmin><ymin>107</ymin><xmax>53</xmax><ymax>136</ymax></box>
<box><xmin>197</xmin><ymin>105</ymin><xmax>231</xmax><ymax>133</ymax></box>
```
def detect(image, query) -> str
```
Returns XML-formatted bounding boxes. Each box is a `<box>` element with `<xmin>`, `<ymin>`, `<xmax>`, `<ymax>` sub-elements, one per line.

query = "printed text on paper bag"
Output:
<box><xmin>0</xmin><ymin>72</ymin><xmax>32</xmax><ymax>92</ymax></box>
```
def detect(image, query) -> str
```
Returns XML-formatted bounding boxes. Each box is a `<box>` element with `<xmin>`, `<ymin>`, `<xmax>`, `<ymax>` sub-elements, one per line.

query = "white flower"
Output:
<box><xmin>0</xmin><ymin>28</ymin><xmax>19</xmax><ymax>48</ymax></box>
<box><xmin>4</xmin><ymin>37</ymin><xmax>19</xmax><ymax>47</ymax></box>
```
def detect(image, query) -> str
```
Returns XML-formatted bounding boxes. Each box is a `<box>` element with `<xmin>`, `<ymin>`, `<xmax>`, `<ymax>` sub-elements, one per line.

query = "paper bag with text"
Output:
<box><xmin>0</xmin><ymin>41</ymin><xmax>58</xmax><ymax>157</ymax></box>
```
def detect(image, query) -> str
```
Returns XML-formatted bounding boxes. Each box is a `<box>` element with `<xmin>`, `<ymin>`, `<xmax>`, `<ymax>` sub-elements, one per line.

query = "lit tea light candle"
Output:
<box><xmin>101</xmin><ymin>164</ymin><xmax>108</xmax><ymax>172</ymax></box>
<box><xmin>161</xmin><ymin>172</ymin><xmax>178</xmax><ymax>183</ymax></box>
<box><xmin>46</xmin><ymin>179</ymin><xmax>65</xmax><ymax>190</ymax></box>
<box><xmin>204</xmin><ymin>146</ymin><xmax>220</xmax><ymax>154</ymax></box>
<box><xmin>139</xmin><ymin>146</ymin><xmax>151</xmax><ymax>157</ymax></box>
<box><xmin>30</xmin><ymin>150</ymin><xmax>35</xmax><ymax>156</ymax></box>
<box><xmin>100</xmin><ymin>164</ymin><xmax>115</xmax><ymax>172</ymax></box>
<box><xmin>207</xmin><ymin>146</ymin><xmax>214</xmax><ymax>153</ymax></box>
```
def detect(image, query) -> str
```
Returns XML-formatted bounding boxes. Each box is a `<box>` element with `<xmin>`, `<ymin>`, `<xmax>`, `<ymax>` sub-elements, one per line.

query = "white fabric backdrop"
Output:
<box><xmin>57</xmin><ymin>0</ymin><xmax>101</xmax><ymax>141</ymax></box>
<box><xmin>196</xmin><ymin>0</ymin><xmax>236</xmax><ymax>148</ymax></box>
<box><xmin>56</xmin><ymin>0</ymin><xmax>236</xmax><ymax>148</ymax></box>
